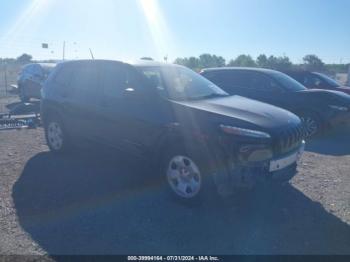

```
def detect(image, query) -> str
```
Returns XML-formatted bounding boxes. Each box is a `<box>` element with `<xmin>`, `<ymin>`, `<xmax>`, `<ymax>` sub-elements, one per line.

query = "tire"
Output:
<box><xmin>300</xmin><ymin>112</ymin><xmax>322</xmax><ymax>138</ymax></box>
<box><xmin>44</xmin><ymin>114</ymin><xmax>71</xmax><ymax>154</ymax></box>
<box><xmin>160</xmin><ymin>144</ymin><xmax>216</xmax><ymax>203</ymax></box>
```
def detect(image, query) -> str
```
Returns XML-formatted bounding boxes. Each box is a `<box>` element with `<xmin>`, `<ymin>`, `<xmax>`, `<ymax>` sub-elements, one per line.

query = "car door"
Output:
<box><xmin>242</xmin><ymin>71</ymin><xmax>287</xmax><ymax>107</ymax></box>
<box><xmin>96</xmin><ymin>62</ymin><xmax>166</xmax><ymax>156</ymax></box>
<box><xmin>94</xmin><ymin>62</ymin><xmax>131</xmax><ymax>150</ymax></box>
<box><xmin>118</xmin><ymin>65</ymin><xmax>168</xmax><ymax>156</ymax></box>
<box><xmin>60</xmin><ymin>63</ymin><xmax>101</xmax><ymax>140</ymax></box>
<box><xmin>208</xmin><ymin>70</ymin><xmax>285</xmax><ymax>107</ymax></box>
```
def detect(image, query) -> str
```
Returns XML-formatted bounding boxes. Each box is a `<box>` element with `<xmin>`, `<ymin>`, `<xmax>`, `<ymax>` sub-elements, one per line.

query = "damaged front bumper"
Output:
<box><xmin>212</xmin><ymin>141</ymin><xmax>305</xmax><ymax>195</ymax></box>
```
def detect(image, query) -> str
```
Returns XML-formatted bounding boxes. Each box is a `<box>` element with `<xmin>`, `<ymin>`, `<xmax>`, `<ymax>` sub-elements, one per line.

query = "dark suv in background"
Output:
<box><xmin>201</xmin><ymin>68</ymin><xmax>350</xmax><ymax>137</ymax></box>
<box><xmin>283</xmin><ymin>70</ymin><xmax>350</xmax><ymax>95</ymax></box>
<box><xmin>17</xmin><ymin>63</ymin><xmax>56</xmax><ymax>102</ymax></box>
<box><xmin>41</xmin><ymin>60</ymin><xmax>305</xmax><ymax>201</ymax></box>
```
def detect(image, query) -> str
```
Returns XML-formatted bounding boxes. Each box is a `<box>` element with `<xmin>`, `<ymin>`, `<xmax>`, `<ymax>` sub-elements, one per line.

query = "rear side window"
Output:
<box><xmin>205</xmin><ymin>71</ymin><xmax>251</xmax><ymax>91</ymax></box>
<box><xmin>53</xmin><ymin>65</ymin><xmax>74</xmax><ymax>86</ymax></box>
<box><xmin>99</xmin><ymin>63</ymin><xmax>127</xmax><ymax>98</ymax></box>
<box><xmin>70</xmin><ymin>64</ymin><xmax>98</xmax><ymax>93</ymax></box>
<box><xmin>288</xmin><ymin>72</ymin><xmax>305</xmax><ymax>83</ymax></box>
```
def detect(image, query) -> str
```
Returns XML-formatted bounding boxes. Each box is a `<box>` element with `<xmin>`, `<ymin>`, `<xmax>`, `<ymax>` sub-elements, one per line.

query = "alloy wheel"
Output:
<box><xmin>301</xmin><ymin>116</ymin><xmax>318</xmax><ymax>138</ymax></box>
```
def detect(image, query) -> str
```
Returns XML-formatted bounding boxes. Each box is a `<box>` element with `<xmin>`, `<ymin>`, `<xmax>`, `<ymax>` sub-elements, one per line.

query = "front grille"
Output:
<box><xmin>274</xmin><ymin>124</ymin><xmax>305</xmax><ymax>154</ymax></box>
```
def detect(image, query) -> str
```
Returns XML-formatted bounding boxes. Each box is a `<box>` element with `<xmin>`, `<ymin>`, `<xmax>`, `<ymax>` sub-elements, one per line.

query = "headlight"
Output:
<box><xmin>329</xmin><ymin>105</ymin><xmax>348</xmax><ymax>111</ymax></box>
<box><xmin>220</xmin><ymin>124</ymin><xmax>271</xmax><ymax>138</ymax></box>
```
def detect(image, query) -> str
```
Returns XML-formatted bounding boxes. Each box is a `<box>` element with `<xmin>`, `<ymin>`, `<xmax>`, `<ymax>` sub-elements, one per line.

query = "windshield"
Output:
<box><xmin>313</xmin><ymin>72</ymin><xmax>340</xmax><ymax>88</ymax></box>
<box><xmin>270</xmin><ymin>71</ymin><xmax>307</xmax><ymax>91</ymax></box>
<box><xmin>138</xmin><ymin>66</ymin><xmax>228</xmax><ymax>100</ymax></box>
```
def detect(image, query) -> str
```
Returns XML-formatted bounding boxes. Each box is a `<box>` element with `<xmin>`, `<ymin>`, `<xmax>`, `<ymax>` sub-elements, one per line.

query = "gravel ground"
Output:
<box><xmin>0</xmin><ymin>123</ymin><xmax>350</xmax><ymax>255</ymax></box>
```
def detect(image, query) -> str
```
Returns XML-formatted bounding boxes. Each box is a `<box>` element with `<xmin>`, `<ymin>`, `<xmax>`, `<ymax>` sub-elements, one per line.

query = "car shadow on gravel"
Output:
<box><xmin>306</xmin><ymin>126</ymin><xmax>350</xmax><ymax>156</ymax></box>
<box><xmin>13</xmin><ymin>150</ymin><xmax>350</xmax><ymax>255</ymax></box>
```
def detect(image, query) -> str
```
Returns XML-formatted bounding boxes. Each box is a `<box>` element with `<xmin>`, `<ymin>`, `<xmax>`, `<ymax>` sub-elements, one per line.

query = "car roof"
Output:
<box><xmin>57</xmin><ymin>59</ymin><xmax>181</xmax><ymax>69</ymax></box>
<box><xmin>201</xmin><ymin>67</ymin><xmax>279</xmax><ymax>75</ymax></box>
<box><xmin>130</xmin><ymin>59</ymin><xmax>183</xmax><ymax>68</ymax></box>
<box><xmin>57</xmin><ymin>59</ymin><xmax>123</xmax><ymax>65</ymax></box>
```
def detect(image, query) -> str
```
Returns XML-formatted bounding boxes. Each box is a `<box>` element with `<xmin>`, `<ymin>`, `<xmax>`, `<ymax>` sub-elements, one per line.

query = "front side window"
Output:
<box><xmin>206</xmin><ymin>71</ymin><xmax>281</xmax><ymax>93</ymax></box>
<box><xmin>138</xmin><ymin>66</ymin><xmax>228</xmax><ymax>101</ymax></box>
<box><xmin>247</xmin><ymin>72</ymin><xmax>282</xmax><ymax>92</ymax></box>
<box><xmin>269</xmin><ymin>71</ymin><xmax>307</xmax><ymax>91</ymax></box>
<box><xmin>312</xmin><ymin>72</ymin><xmax>340</xmax><ymax>88</ymax></box>
<box><xmin>303</xmin><ymin>74</ymin><xmax>322</xmax><ymax>88</ymax></box>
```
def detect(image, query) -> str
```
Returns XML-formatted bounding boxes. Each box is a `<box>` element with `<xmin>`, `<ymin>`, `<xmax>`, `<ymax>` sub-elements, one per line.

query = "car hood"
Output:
<box><xmin>296</xmin><ymin>88</ymin><xmax>350</xmax><ymax>104</ymax></box>
<box><xmin>172</xmin><ymin>95</ymin><xmax>300</xmax><ymax>132</ymax></box>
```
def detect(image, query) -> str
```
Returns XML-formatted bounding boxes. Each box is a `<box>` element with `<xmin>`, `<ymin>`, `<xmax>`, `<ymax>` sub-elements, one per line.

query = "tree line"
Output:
<box><xmin>174</xmin><ymin>53</ymin><xmax>349</xmax><ymax>74</ymax></box>
<box><xmin>1</xmin><ymin>53</ymin><xmax>348</xmax><ymax>75</ymax></box>
<box><xmin>0</xmin><ymin>53</ymin><xmax>57</xmax><ymax>65</ymax></box>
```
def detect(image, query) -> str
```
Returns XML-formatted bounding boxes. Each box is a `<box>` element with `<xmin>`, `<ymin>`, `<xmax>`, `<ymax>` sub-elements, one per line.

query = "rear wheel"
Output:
<box><xmin>45</xmin><ymin>115</ymin><xmax>71</xmax><ymax>153</ymax></box>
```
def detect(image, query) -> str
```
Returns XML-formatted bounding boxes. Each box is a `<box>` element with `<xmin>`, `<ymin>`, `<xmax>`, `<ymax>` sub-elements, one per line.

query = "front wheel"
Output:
<box><xmin>300</xmin><ymin>113</ymin><xmax>322</xmax><ymax>138</ymax></box>
<box><xmin>166</xmin><ymin>155</ymin><xmax>202</xmax><ymax>199</ymax></box>
<box><xmin>161</xmin><ymin>146</ymin><xmax>215</xmax><ymax>202</ymax></box>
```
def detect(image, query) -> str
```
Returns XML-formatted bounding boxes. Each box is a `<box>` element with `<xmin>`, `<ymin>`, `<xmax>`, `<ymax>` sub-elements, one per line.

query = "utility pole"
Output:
<box><xmin>62</xmin><ymin>41</ymin><xmax>66</xmax><ymax>60</ymax></box>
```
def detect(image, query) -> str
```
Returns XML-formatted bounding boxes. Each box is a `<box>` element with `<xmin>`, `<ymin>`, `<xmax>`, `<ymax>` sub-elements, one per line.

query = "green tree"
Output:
<box><xmin>187</xmin><ymin>57</ymin><xmax>200</xmax><ymax>69</ymax></box>
<box><xmin>16</xmin><ymin>53</ymin><xmax>32</xmax><ymax>64</ymax></box>
<box><xmin>256</xmin><ymin>55</ymin><xmax>292</xmax><ymax>70</ymax></box>
<box><xmin>256</xmin><ymin>54</ymin><xmax>269</xmax><ymax>68</ymax></box>
<box><xmin>303</xmin><ymin>54</ymin><xmax>325</xmax><ymax>71</ymax></box>
<box><xmin>174</xmin><ymin>54</ymin><xmax>225</xmax><ymax>70</ymax></box>
<box><xmin>272</xmin><ymin>55</ymin><xmax>292</xmax><ymax>70</ymax></box>
<box><xmin>198</xmin><ymin>53</ymin><xmax>225</xmax><ymax>68</ymax></box>
<box><xmin>228</xmin><ymin>54</ymin><xmax>256</xmax><ymax>67</ymax></box>
<box><xmin>174</xmin><ymin>57</ymin><xmax>188</xmax><ymax>66</ymax></box>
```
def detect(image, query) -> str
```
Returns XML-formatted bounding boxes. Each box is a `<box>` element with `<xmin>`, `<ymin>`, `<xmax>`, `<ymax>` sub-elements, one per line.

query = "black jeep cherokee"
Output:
<box><xmin>41</xmin><ymin>60</ymin><xmax>305</xmax><ymax>201</ymax></box>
